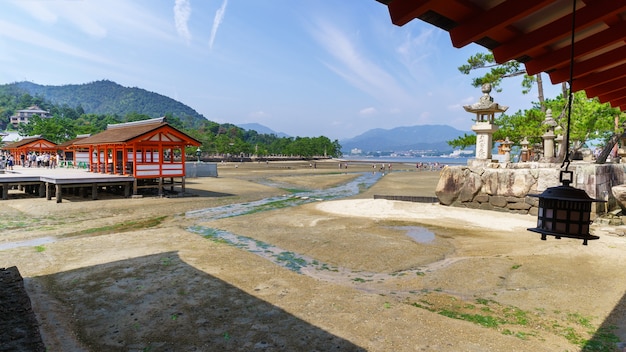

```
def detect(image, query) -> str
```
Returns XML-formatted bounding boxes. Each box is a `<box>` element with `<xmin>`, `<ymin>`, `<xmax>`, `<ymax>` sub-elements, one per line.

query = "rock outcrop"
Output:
<box><xmin>436</xmin><ymin>162</ymin><xmax>625</xmax><ymax>215</ymax></box>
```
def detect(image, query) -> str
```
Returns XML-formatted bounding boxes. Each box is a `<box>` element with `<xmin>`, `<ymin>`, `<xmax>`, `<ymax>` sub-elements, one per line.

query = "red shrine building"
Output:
<box><xmin>69</xmin><ymin>117</ymin><xmax>201</xmax><ymax>194</ymax></box>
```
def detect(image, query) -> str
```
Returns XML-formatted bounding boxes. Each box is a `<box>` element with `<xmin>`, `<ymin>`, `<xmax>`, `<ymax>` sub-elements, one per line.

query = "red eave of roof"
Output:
<box><xmin>2</xmin><ymin>137</ymin><xmax>57</xmax><ymax>149</ymax></box>
<box><xmin>73</xmin><ymin>119</ymin><xmax>201</xmax><ymax>147</ymax></box>
<box><xmin>381</xmin><ymin>0</ymin><xmax>626</xmax><ymax>112</ymax></box>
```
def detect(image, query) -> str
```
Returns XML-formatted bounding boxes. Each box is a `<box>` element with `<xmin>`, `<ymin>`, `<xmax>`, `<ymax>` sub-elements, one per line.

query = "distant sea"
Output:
<box><xmin>340</xmin><ymin>155</ymin><xmax>470</xmax><ymax>166</ymax></box>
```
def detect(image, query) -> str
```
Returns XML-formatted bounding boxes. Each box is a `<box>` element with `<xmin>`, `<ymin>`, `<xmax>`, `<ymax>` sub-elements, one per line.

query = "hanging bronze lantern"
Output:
<box><xmin>527</xmin><ymin>0</ymin><xmax>607</xmax><ymax>246</ymax></box>
<box><xmin>528</xmin><ymin>170</ymin><xmax>604</xmax><ymax>245</ymax></box>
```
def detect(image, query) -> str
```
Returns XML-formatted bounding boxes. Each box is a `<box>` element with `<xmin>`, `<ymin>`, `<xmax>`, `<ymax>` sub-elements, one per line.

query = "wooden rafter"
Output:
<box><xmin>571</xmin><ymin>62</ymin><xmax>626</xmax><ymax>91</ymax></box>
<box><xmin>492</xmin><ymin>0</ymin><xmax>626</xmax><ymax>63</ymax></box>
<box><xmin>526</xmin><ymin>20</ymin><xmax>626</xmax><ymax>75</ymax></box>
<box><xmin>548</xmin><ymin>46</ymin><xmax>626</xmax><ymax>84</ymax></box>
<box><xmin>450</xmin><ymin>0</ymin><xmax>555</xmax><ymax>49</ymax></box>
<box><xmin>586</xmin><ymin>79</ymin><xmax>626</xmax><ymax>98</ymax></box>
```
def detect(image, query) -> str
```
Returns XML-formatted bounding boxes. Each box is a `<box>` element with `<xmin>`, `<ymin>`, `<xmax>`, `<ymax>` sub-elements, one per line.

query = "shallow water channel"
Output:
<box><xmin>186</xmin><ymin>171</ymin><xmax>382</xmax><ymax>220</ymax></box>
<box><xmin>185</xmin><ymin>171</ymin><xmax>438</xmax><ymax>283</ymax></box>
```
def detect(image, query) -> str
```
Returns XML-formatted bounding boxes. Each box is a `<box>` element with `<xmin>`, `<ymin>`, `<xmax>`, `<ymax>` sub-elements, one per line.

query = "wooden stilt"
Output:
<box><xmin>55</xmin><ymin>184</ymin><xmax>62</xmax><ymax>203</ymax></box>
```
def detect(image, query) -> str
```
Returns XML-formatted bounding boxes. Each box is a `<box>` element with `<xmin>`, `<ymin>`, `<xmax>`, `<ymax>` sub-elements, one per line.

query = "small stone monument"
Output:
<box><xmin>501</xmin><ymin>137</ymin><xmax>513</xmax><ymax>163</ymax></box>
<box><xmin>464</xmin><ymin>83</ymin><xmax>508</xmax><ymax>160</ymax></box>
<box><xmin>555</xmin><ymin>133</ymin><xmax>564</xmax><ymax>158</ymax></box>
<box><xmin>542</xmin><ymin>109</ymin><xmax>558</xmax><ymax>161</ymax></box>
<box><xmin>520</xmin><ymin>137</ymin><xmax>530</xmax><ymax>162</ymax></box>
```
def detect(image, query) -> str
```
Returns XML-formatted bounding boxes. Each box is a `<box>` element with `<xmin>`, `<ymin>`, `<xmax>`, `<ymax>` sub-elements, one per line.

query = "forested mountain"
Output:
<box><xmin>0</xmin><ymin>80</ymin><xmax>207</xmax><ymax>130</ymax></box>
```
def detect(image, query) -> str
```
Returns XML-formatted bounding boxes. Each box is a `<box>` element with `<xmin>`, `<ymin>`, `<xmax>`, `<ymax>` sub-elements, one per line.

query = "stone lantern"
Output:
<box><xmin>464</xmin><ymin>83</ymin><xmax>508</xmax><ymax>161</ymax></box>
<box><xmin>542</xmin><ymin>109</ymin><xmax>558</xmax><ymax>160</ymax></box>
<box><xmin>520</xmin><ymin>137</ymin><xmax>530</xmax><ymax>162</ymax></box>
<box><xmin>555</xmin><ymin>133</ymin><xmax>564</xmax><ymax>158</ymax></box>
<box><xmin>501</xmin><ymin>137</ymin><xmax>513</xmax><ymax>163</ymax></box>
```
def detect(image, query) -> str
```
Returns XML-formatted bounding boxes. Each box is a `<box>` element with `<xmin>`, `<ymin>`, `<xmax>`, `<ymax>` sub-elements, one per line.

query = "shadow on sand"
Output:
<box><xmin>32</xmin><ymin>252</ymin><xmax>365</xmax><ymax>351</ymax></box>
<box><xmin>586</xmin><ymin>290</ymin><xmax>626</xmax><ymax>350</ymax></box>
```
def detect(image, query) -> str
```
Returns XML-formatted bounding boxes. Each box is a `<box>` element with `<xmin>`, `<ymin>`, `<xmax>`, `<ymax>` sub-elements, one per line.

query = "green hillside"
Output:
<box><xmin>0</xmin><ymin>81</ymin><xmax>342</xmax><ymax>158</ymax></box>
<box><xmin>0</xmin><ymin>80</ymin><xmax>207</xmax><ymax>130</ymax></box>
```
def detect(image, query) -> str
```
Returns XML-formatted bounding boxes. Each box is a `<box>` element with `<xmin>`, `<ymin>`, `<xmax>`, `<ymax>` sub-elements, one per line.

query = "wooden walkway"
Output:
<box><xmin>373</xmin><ymin>195</ymin><xmax>439</xmax><ymax>203</ymax></box>
<box><xmin>0</xmin><ymin>166</ymin><xmax>134</xmax><ymax>203</ymax></box>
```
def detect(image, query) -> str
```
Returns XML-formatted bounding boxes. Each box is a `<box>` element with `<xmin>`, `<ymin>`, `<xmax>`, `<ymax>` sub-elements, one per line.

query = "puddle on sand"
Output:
<box><xmin>0</xmin><ymin>236</ymin><xmax>56</xmax><ymax>250</ymax></box>
<box><xmin>387</xmin><ymin>226</ymin><xmax>436</xmax><ymax>243</ymax></box>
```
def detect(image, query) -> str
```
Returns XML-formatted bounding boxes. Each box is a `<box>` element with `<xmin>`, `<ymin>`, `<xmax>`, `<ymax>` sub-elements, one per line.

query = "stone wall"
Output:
<box><xmin>434</xmin><ymin>161</ymin><xmax>626</xmax><ymax>215</ymax></box>
<box><xmin>185</xmin><ymin>162</ymin><xmax>218</xmax><ymax>177</ymax></box>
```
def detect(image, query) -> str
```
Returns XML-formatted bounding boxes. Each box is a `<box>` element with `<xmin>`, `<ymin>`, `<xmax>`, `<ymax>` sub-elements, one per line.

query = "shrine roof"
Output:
<box><xmin>73</xmin><ymin>117</ymin><xmax>200</xmax><ymax>146</ymax></box>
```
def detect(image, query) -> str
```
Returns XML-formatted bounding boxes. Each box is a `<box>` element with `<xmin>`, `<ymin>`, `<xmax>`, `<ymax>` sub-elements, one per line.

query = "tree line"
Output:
<box><xmin>0</xmin><ymin>92</ymin><xmax>342</xmax><ymax>159</ymax></box>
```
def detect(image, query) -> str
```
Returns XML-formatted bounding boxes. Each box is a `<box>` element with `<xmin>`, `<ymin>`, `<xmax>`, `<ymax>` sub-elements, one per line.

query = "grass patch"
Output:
<box><xmin>241</xmin><ymin>198</ymin><xmax>308</xmax><ymax>216</ymax></box>
<box><xmin>274</xmin><ymin>251</ymin><xmax>308</xmax><ymax>273</ymax></box>
<box><xmin>281</xmin><ymin>188</ymin><xmax>310</xmax><ymax>194</ymax></box>
<box><xmin>34</xmin><ymin>245</ymin><xmax>46</xmax><ymax>252</ymax></box>
<box><xmin>439</xmin><ymin>309</ymin><xmax>501</xmax><ymax>328</ymax></box>
<box><xmin>409</xmin><ymin>292</ymin><xmax>615</xmax><ymax>348</ymax></box>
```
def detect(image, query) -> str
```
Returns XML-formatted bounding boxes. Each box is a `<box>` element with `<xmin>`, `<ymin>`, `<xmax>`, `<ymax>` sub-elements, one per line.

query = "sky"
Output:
<box><xmin>0</xmin><ymin>0</ymin><xmax>564</xmax><ymax>140</ymax></box>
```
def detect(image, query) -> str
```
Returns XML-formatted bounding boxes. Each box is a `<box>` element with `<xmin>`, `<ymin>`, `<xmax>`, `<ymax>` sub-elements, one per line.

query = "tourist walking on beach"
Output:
<box><xmin>50</xmin><ymin>153</ymin><xmax>57</xmax><ymax>168</ymax></box>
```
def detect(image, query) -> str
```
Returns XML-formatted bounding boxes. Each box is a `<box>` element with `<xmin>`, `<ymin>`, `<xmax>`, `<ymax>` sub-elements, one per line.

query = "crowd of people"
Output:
<box><xmin>415</xmin><ymin>162</ymin><xmax>444</xmax><ymax>171</ymax></box>
<box><xmin>0</xmin><ymin>151</ymin><xmax>63</xmax><ymax>169</ymax></box>
<box><xmin>0</xmin><ymin>151</ymin><xmax>15</xmax><ymax>170</ymax></box>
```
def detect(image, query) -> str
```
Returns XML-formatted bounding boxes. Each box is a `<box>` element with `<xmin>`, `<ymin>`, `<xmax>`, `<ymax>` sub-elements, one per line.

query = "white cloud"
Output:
<box><xmin>10</xmin><ymin>0</ymin><xmax>107</xmax><ymax>38</ymax></box>
<box><xmin>395</xmin><ymin>29</ymin><xmax>437</xmax><ymax>78</ymax></box>
<box><xmin>0</xmin><ymin>20</ymin><xmax>110</xmax><ymax>65</ymax></box>
<box><xmin>359</xmin><ymin>107</ymin><xmax>377</xmax><ymax>115</ymax></box>
<box><xmin>174</xmin><ymin>0</ymin><xmax>192</xmax><ymax>44</ymax></box>
<box><xmin>7</xmin><ymin>1</ymin><xmax>173</xmax><ymax>41</ymax></box>
<box><xmin>209</xmin><ymin>0</ymin><xmax>228</xmax><ymax>50</ymax></box>
<box><xmin>308</xmin><ymin>18</ymin><xmax>416</xmax><ymax>108</ymax></box>
<box><xmin>66</xmin><ymin>10</ymin><xmax>107</xmax><ymax>38</ymax></box>
<box><xmin>9</xmin><ymin>0</ymin><xmax>57</xmax><ymax>24</ymax></box>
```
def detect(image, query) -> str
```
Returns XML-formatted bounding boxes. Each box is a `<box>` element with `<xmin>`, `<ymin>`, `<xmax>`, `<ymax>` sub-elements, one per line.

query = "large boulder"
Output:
<box><xmin>458</xmin><ymin>171</ymin><xmax>483</xmax><ymax>202</ymax></box>
<box><xmin>435</xmin><ymin>166</ymin><xmax>467</xmax><ymax>205</ymax></box>
<box><xmin>611</xmin><ymin>184</ymin><xmax>626</xmax><ymax>212</ymax></box>
<box><xmin>482</xmin><ymin>169</ymin><xmax>536</xmax><ymax>197</ymax></box>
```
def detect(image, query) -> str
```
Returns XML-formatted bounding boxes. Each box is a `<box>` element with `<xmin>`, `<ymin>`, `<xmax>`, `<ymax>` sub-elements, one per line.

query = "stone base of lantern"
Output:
<box><xmin>471</xmin><ymin>122</ymin><xmax>498</xmax><ymax>160</ymax></box>
<box><xmin>435</xmin><ymin>161</ymin><xmax>624</xmax><ymax>216</ymax></box>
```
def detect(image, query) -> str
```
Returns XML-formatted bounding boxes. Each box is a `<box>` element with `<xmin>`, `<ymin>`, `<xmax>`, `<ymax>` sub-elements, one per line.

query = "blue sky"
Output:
<box><xmin>0</xmin><ymin>0</ymin><xmax>563</xmax><ymax>140</ymax></box>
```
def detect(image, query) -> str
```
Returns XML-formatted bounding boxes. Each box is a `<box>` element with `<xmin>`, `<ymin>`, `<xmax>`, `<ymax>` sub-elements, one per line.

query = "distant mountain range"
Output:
<box><xmin>236</xmin><ymin>123</ymin><xmax>290</xmax><ymax>138</ymax></box>
<box><xmin>339</xmin><ymin>125</ymin><xmax>469</xmax><ymax>154</ymax></box>
<box><xmin>2</xmin><ymin>81</ymin><xmax>467</xmax><ymax>154</ymax></box>
<box><xmin>234</xmin><ymin>123</ymin><xmax>468</xmax><ymax>154</ymax></box>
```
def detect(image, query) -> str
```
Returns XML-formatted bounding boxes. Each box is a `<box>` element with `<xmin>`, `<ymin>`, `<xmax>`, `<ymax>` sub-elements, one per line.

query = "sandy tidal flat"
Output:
<box><xmin>1</xmin><ymin>160</ymin><xmax>625</xmax><ymax>351</ymax></box>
